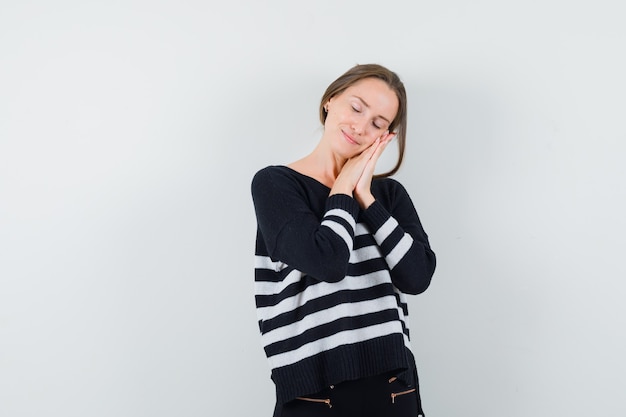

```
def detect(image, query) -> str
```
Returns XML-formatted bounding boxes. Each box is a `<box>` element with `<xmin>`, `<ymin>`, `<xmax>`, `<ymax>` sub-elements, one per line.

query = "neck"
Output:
<box><xmin>288</xmin><ymin>139</ymin><xmax>347</xmax><ymax>188</ymax></box>
<box><xmin>312</xmin><ymin>143</ymin><xmax>347</xmax><ymax>179</ymax></box>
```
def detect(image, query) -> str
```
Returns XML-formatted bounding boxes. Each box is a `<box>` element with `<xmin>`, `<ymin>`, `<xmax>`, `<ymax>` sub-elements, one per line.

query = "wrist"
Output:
<box><xmin>330</xmin><ymin>178</ymin><xmax>354</xmax><ymax>197</ymax></box>
<box><xmin>356</xmin><ymin>193</ymin><xmax>375</xmax><ymax>209</ymax></box>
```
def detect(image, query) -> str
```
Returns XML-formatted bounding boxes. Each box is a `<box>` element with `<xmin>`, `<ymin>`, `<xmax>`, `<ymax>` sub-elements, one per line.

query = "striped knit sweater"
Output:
<box><xmin>251</xmin><ymin>165</ymin><xmax>436</xmax><ymax>405</ymax></box>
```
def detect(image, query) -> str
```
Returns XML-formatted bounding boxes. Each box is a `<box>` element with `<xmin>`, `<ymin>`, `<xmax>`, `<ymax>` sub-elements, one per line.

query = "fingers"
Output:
<box><xmin>380</xmin><ymin>131</ymin><xmax>396</xmax><ymax>146</ymax></box>
<box><xmin>352</xmin><ymin>132</ymin><xmax>396</xmax><ymax>178</ymax></box>
<box><xmin>334</xmin><ymin>132</ymin><xmax>397</xmax><ymax>197</ymax></box>
<box><xmin>370</xmin><ymin>131</ymin><xmax>396</xmax><ymax>162</ymax></box>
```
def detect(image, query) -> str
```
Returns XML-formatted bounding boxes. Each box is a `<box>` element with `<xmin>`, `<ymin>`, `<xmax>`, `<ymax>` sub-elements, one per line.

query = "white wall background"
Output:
<box><xmin>1</xmin><ymin>1</ymin><xmax>624</xmax><ymax>416</ymax></box>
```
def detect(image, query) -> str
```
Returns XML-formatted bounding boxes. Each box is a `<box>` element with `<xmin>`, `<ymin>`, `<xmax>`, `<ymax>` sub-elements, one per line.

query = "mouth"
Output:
<box><xmin>341</xmin><ymin>130</ymin><xmax>359</xmax><ymax>145</ymax></box>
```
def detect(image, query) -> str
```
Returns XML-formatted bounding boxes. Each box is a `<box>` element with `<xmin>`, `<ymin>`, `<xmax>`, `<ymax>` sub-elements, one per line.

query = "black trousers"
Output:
<box><xmin>274</xmin><ymin>372</ymin><xmax>423</xmax><ymax>417</ymax></box>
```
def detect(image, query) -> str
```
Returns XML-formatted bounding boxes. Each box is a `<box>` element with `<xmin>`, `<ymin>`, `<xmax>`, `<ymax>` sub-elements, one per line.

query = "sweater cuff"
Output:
<box><xmin>326</xmin><ymin>193</ymin><xmax>360</xmax><ymax>219</ymax></box>
<box><xmin>360</xmin><ymin>200</ymin><xmax>391</xmax><ymax>232</ymax></box>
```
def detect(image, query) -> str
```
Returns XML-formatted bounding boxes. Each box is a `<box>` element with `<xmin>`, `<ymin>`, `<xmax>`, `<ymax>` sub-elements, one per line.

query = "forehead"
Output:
<box><xmin>342</xmin><ymin>77</ymin><xmax>399</xmax><ymax>121</ymax></box>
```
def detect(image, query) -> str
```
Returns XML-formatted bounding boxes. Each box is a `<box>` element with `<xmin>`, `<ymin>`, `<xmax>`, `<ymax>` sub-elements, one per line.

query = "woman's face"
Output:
<box><xmin>324</xmin><ymin>77</ymin><xmax>399</xmax><ymax>159</ymax></box>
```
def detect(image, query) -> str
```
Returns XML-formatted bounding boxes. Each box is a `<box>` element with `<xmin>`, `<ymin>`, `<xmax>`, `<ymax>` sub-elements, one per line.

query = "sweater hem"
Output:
<box><xmin>271</xmin><ymin>334</ymin><xmax>414</xmax><ymax>405</ymax></box>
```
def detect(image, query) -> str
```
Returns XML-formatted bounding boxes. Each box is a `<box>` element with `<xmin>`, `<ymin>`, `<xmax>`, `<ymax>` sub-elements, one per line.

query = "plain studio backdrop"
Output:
<box><xmin>1</xmin><ymin>1</ymin><xmax>625</xmax><ymax>416</ymax></box>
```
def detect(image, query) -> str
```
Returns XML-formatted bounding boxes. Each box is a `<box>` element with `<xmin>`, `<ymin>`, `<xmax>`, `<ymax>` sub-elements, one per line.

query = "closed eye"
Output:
<box><xmin>373</xmin><ymin>119</ymin><xmax>388</xmax><ymax>129</ymax></box>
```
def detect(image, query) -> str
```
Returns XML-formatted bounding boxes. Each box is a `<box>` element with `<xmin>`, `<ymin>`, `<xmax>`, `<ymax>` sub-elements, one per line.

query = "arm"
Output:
<box><xmin>360</xmin><ymin>180</ymin><xmax>436</xmax><ymax>294</ymax></box>
<box><xmin>251</xmin><ymin>167</ymin><xmax>360</xmax><ymax>282</ymax></box>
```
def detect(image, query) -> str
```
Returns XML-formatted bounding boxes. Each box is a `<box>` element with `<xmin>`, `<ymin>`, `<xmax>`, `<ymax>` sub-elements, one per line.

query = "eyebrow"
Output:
<box><xmin>353</xmin><ymin>95</ymin><xmax>392</xmax><ymax>124</ymax></box>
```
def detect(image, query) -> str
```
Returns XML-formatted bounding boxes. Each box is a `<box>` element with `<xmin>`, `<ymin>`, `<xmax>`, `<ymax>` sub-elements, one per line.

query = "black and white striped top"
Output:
<box><xmin>251</xmin><ymin>165</ymin><xmax>436</xmax><ymax>405</ymax></box>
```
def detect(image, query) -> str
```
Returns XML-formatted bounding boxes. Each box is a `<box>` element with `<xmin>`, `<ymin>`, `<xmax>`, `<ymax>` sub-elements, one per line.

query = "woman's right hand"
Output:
<box><xmin>329</xmin><ymin>137</ymin><xmax>383</xmax><ymax>198</ymax></box>
<box><xmin>353</xmin><ymin>132</ymin><xmax>395</xmax><ymax>208</ymax></box>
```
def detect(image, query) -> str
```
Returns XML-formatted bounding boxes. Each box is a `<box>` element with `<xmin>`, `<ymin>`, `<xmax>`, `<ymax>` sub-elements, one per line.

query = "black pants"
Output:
<box><xmin>274</xmin><ymin>373</ymin><xmax>422</xmax><ymax>417</ymax></box>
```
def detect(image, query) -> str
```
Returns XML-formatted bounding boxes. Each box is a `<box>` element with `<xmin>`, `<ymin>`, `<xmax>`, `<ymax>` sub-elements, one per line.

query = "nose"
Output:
<box><xmin>351</xmin><ymin>119</ymin><xmax>366</xmax><ymax>135</ymax></box>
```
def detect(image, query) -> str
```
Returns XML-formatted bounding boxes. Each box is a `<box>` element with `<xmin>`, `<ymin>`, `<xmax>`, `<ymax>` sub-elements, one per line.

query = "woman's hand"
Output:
<box><xmin>353</xmin><ymin>132</ymin><xmax>395</xmax><ymax>208</ymax></box>
<box><xmin>329</xmin><ymin>140</ymin><xmax>379</xmax><ymax>197</ymax></box>
<box><xmin>330</xmin><ymin>131</ymin><xmax>396</xmax><ymax>207</ymax></box>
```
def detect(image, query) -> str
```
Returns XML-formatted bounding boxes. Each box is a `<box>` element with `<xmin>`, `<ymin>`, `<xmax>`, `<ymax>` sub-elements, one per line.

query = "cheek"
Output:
<box><xmin>351</xmin><ymin>138</ymin><xmax>376</xmax><ymax>155</ymax></box>
<box><xmin>324</xmin><ymin>111</ymin><xmax>343</xmax><ymax>128</ymax></box>
<box><xmin>364</xmin><ymin>132</ymin><xmax>381</xmax><ymax>145</ymax></box>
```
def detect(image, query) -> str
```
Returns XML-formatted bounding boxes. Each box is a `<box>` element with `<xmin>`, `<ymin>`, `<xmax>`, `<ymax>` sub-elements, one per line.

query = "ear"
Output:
<box><xmin>324</xmin><ymin>98</ymin><xmax>334</xmax><ymax>112</ymax></box>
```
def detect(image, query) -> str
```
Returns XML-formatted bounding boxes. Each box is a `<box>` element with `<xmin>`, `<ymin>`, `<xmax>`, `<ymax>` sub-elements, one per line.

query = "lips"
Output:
<box><xmin>341</xmin><ymin>130</ymin><xmax>359</xmax><ymax>145</ymax></box>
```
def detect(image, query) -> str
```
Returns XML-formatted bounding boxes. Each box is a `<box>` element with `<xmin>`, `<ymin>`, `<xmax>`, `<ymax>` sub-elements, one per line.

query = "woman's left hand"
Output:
<box><xmin>354</xmin><ymin>131</ymin><xmax>396</xmax><ymax>208</ymax></box>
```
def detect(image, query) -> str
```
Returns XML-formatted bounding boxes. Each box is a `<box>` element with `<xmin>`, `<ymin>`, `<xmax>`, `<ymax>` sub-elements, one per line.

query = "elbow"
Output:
<box><xmin>415</xmin><ymin>252</ymin><xmax>437</xmax><ymax>294</ymax></box>
<box><xmin>396</xmin><ymin>251</ymin><xmax>437</xmax><ymax>295</ymax></box>
<box><xmin>399</xmin><ymin>273</ymin><xmax>432</xmax><ymax>295</ymax></box>
<box><xmin>315</xmin><ymin>262</ymin><xmax>349</xmax><ymax>283</ymax></box>
<box><xmin>309</xmin><ymin>244</ymin><xmax>351</xmax><ymax>283</ymax></box>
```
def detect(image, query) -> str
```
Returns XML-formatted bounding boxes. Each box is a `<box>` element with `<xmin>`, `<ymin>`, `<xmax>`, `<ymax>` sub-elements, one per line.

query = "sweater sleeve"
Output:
<box><xmin>360</xmin><ymin>180</ymin><xmax>436</xmax><ymax>294</ymax></box>
<box><xmin>251</xmin><ymin>167</ymin><xmax>361</xmax><ymax>282</ymax></box>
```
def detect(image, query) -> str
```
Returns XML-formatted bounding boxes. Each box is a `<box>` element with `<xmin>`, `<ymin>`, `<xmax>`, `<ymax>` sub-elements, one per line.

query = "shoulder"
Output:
<box><xmin>251</xmin><ymin>165</ymin><xmax>292</xmax><ymax>189</ymax></box>
<box><xmin>372</xmin><ymin>176</ymin><xmax>409</xmax><ymax>196</ymax></box>
<box><xmin>252</xmin><ymin>165</ymin><xmax>321</xmax><ymax>200</ymax></box>
<box><xmin>252</xmin><ymin>165</ymin><xmax>290</xmax><ymax>180</ymax></box>
<box><xmin>371</xmin><ymin>176</ymin><xmax>414</xmax><ymax>209</ymax></box>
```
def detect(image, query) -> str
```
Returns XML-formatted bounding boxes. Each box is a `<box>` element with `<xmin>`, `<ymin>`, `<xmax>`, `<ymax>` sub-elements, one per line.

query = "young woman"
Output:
<box><xmin>251</xmin><ymin>64</ymin><xmax>436</xmax><ymax>417</ymax></box>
